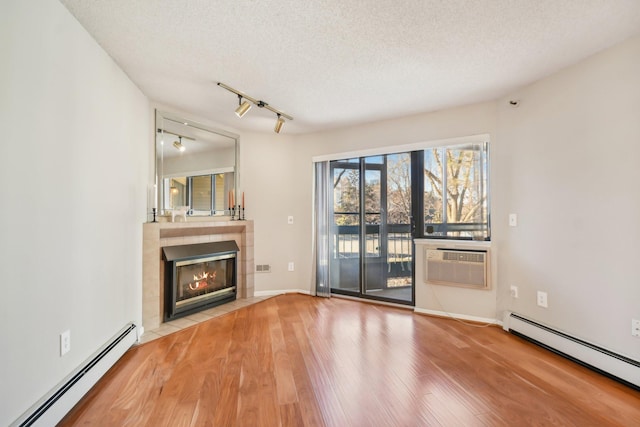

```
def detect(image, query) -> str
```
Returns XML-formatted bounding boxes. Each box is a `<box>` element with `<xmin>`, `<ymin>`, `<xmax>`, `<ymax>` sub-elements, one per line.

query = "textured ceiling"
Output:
<box><xmin>59</xmin><ymin>0</ymin><xmax>640</xmax><ymax>134</ymax></box>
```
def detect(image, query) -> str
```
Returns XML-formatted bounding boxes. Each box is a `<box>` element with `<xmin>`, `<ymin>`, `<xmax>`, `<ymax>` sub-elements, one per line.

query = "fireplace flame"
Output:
<box><xmin>193</xmin><ymin>271</ymin><xmax>209</xmax><ymax>281</ymax></box>
<box><xmin>188</xmin><ymin>270</ymin><xmax>217</xmax><ymax>291</ymax></box>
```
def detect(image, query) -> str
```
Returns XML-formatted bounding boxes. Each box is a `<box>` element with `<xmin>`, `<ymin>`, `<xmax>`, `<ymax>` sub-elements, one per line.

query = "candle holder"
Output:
<box><xmin>231</xmin><ymin>206</ymin><xmax>236</xmax><ymax>220</ymax></box>
<box><xmin>152</xmin><ymin>208</ymin><xmax>157</xmax><ymax>223</ymax></box>
<box><xmin>241</xmin><ymin>207</ymin><xmax>245</xmax><ymax>220</ymax></box>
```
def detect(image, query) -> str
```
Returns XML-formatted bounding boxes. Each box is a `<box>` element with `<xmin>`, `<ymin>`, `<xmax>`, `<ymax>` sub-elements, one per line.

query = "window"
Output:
<box><xmin>332</xmin><ymin>158</ymin><xmax>360</xmax><ymax>259</ymax></box>
<box><xmin>191</xmin><ymin>175</ymin><xmax>212</xmax><ymax>212</ymax></box>
<box><xmin>422</xmin><ymin>142</ymin><xmax>489</xmax><ymax>240</ymax></box>
<box><xmin>328</xmin><ymin>142</ymin><xmax>490</xmax><ymax>241</ymax></box>
<box><xmin>313</xmin><ymin>137</ymin><xmax>490</xmax><ymax>303</ymax></box>
<box><xmin>162</xmin><ymin>172</ymin><xmax>234</xmax><ymax>215</ymax></box>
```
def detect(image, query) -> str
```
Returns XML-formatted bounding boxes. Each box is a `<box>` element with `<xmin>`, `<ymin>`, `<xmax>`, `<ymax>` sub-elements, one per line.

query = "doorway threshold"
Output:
<box><xmin>331</xmin><ymin>293</ymin><xmax>415</xmax><ymax>310</ymax></box>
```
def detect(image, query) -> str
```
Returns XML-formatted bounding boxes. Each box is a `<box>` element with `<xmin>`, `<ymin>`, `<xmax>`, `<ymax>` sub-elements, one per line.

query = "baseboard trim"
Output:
<box><xmin>136</xmin><ymin>326</ymin><xmax>144</xmax><ymax>342</ymax></box>
<box><xmin>414</xmin><ymin>307</ymin><xmax>500</xmax><ymax>325</ymax></box>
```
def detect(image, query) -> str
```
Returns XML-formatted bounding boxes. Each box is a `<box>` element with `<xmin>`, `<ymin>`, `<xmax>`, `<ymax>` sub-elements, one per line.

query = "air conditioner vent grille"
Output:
<box><xmin>425</xmin><ymin>248</ymin><xmax>489</xmax><ymax>289</ymax></box>
<box><xmin>442</xmin><ymin>251</ymin><xmax>485</xmax><ymax>263</ymax></box>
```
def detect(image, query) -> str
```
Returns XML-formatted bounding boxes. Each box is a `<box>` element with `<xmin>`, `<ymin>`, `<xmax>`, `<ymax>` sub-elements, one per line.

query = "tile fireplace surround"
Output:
<box><xmin>142</xmin><ymin>219</ymin><xmax>254</xmax><ymax>332</ymax></box>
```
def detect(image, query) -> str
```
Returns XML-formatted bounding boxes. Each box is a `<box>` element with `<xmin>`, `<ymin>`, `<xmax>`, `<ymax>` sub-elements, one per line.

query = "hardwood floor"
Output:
<box><xmin>60</xmin><ymin>294</ymin><xmax>640</xmax><ymax>426</ymax></box>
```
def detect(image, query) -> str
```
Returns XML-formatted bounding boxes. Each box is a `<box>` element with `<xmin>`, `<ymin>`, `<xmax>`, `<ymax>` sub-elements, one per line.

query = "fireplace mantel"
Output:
<box><xmin>143</xmin><ymin>220</ymin><xmax>254</xmax><ymax>331</ymax></box>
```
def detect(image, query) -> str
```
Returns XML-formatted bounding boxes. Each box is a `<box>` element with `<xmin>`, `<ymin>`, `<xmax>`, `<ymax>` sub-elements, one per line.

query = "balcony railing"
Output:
<box><xmin>333</xmin><ymin>222</ymin><xmax>487</xmax><ymax>258</ymax></box>
<box><xmin>332</xmin><ymin>223</ymin><xmax>410</xmax><ymax>263</ymax></box>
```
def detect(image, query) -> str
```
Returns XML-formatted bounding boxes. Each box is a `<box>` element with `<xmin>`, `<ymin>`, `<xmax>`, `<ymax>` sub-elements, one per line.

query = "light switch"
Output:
<box><xmin>287</xmin><ymin>215</ymin><xmax>294</xmax><ymax>225</ymax></box>
<box><xmin>509</xmin><ymin>213</ymin><xmax>517</xmax><ymax>227</ymax></box>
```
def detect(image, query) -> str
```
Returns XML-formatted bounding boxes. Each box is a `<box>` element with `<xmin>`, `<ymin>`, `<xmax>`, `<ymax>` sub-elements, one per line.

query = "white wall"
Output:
<box><xmin>240</xmin><ymin>131</ymin><xmax>307</xmax><ymax>292</ymax></box>
<box><xmin>495</xmin><ymin>34</ymin><xmax>640</xmax><ymax>360</ymax></box>
<box><xmin>0</xmin><ymin>1</ymin><xmax>149</xmax><ymax>424</ymax></box>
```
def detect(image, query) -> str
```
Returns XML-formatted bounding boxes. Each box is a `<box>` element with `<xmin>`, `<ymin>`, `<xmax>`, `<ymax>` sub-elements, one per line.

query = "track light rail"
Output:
<box><xmin>156</xmin><ymin>128</ymin><xmax>196</xmax><ymax>141</ymax></box>
<box><xmin>217</xmin><ymin>82</ymin><xmax>293</xmax><ymax>121</ymax></box>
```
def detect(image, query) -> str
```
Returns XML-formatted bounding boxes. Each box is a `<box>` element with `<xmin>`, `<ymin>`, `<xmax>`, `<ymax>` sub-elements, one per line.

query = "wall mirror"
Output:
<box><xmin>155</xmin><ymin>110</ymin><xmax>239</xmax><ymax>217</ymax></box>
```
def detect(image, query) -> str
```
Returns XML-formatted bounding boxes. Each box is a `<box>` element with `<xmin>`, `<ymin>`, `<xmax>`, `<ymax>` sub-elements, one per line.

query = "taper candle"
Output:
<box><xmin>242</xmin><ymin>192</ymin><xmax>245</xmax><ymax>209</ymax></box>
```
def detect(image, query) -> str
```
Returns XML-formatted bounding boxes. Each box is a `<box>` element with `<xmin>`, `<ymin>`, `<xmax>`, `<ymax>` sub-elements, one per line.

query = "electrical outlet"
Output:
<box><xmin>509</xmin><ymin>213</ymin><xmax>518</xmax><ymax>227</ymax></box>
<box><xmin>537</xmin><ymin>291</ymin><xmax>548</xmax><ymax>308</ymax></box>
<box><xmin>287</xmin><ymin>215</ymin><xmax>294</xmax><ymax>225</ymax></box>
<box><xmin>288</xmin><ymin>262</ymin><xmax>294</xmax><ymax>272</ymax></box>
<box><xmin>60</xmin><ymin>330</ymin><xmax>71</xmax><ymax>356</ymax></box>
<box><xmin>510</xmin><ymin>286</ymin><xmax>518</xmax><ymax>298</ymax></box>
<box><xmin>632</xmin><ymin>319</ymin><xmax>640</xmax><ymax>338</ymax></box>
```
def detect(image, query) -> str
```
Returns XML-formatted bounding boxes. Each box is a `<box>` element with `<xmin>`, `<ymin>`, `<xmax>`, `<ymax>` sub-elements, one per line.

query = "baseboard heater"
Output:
<box><xmin>506</xmin><ymin>313</ymin><xmax>640</xmax><ymax>390</ymax></box>
<box><xmin>12</xmin><ymin>323</ymin><xmax>137</xmax><ymax>427</ymax></box>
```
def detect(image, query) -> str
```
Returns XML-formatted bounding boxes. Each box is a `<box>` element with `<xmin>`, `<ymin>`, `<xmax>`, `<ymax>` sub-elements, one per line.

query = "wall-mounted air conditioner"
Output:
<box><xmin>425</xmin><ymin>248</ymin><xmax>489</xmax><ymax>289</ymax></box>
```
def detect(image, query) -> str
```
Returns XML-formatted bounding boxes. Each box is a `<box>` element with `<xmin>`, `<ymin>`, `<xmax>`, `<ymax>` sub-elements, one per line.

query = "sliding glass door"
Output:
<box><xmin>329</xmin><ymin>153</ymin><xmax>414</xmax><ymax>304</ymax></box>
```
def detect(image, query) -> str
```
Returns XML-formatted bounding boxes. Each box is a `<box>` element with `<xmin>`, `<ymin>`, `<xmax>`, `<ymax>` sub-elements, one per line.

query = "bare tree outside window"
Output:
<box><xmin>387</xmin><ymin>153</ymin><xmax>412</xmax><ymax>225</ymax></box>
<box><xmin>333</xmin><ymin>166</ymin><xmax>360</xmax><ymax>226</ymax></box>
<box><xmin>424</xmin><ymin>143</ymin><xmax>489</xmax><ymax>239</ymax></box>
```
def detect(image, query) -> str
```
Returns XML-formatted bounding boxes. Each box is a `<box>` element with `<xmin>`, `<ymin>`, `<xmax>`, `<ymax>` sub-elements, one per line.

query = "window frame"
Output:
<box><xmin>418</xmin><ymin>141</ymin><xmax>491</xmax><ymax>241</ymax></box>
<box><xmin>314</xmin><ymin>134</ymin><xmax>491</xmax><ymax>243</ymax></box>
<box><xmin>162</xmin><ymin>169</ymin><xmax>234</xmax><ymax>216</ymax></box>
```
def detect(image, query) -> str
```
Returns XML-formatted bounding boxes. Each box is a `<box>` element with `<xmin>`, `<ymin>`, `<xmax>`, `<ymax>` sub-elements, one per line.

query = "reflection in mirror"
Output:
<box><xmin>155</xmin><ymin>110</ymin><xmax>239</xmax><ymax>217</ymax></box>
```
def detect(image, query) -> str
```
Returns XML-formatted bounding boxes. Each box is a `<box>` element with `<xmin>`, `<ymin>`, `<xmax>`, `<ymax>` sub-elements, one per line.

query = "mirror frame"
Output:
<box><xmin>154</xmin><ymin>109</ymin><xmax>240</xmax><ymax>218</ymax></box>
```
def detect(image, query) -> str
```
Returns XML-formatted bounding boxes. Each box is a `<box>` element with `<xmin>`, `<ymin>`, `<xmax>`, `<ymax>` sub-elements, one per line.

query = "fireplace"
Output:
<box><xmin>162</xmin><ymin>241</ymin><xmax>239</xmax><ymax>321</ymax></box>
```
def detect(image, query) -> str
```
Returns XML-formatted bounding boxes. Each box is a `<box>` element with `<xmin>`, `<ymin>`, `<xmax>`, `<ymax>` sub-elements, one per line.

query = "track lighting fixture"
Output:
<box><xmin>173</xmin><ymin>136</ymin><xmax>185</xmax><ymax>152</ymax></box>
<box><xmin>217</xmin><ymin>82</ymin><xmax>293</xmax><ymax>133</ymax></box>
<box><xmin>274</xmin><ymin>114</ymin><xmax>285</xmax><ymax>133</ymax></box>
<box><xmin>235</xmin><ymin>95</ymin><xmax>252</xmax><ymax>118</ymax></box>
<box><xmin>158</xmin><ymin>128</ymin><xmax>195</xmax><ymax>151</ymax></box>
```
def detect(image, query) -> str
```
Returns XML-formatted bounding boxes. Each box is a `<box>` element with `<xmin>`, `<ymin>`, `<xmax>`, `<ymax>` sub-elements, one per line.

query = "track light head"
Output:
<box><xmin>217</xmin><ymin>82</ymin><xmax>293</xmax><ymax>133</ymax></box>
<box><xmin>173</xmin><ymin>136</ymin><xmax>186</xmax><ymax>152</ymax></box>
<box><xmin>235</xmin><ymin>95</ymin><xmax>252</xmax><ymax>118</ymax></box>
<box><xmin>274</xmin><ymin>114</ymin><xmax>285</xmax><ymax>134</ymax></box>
